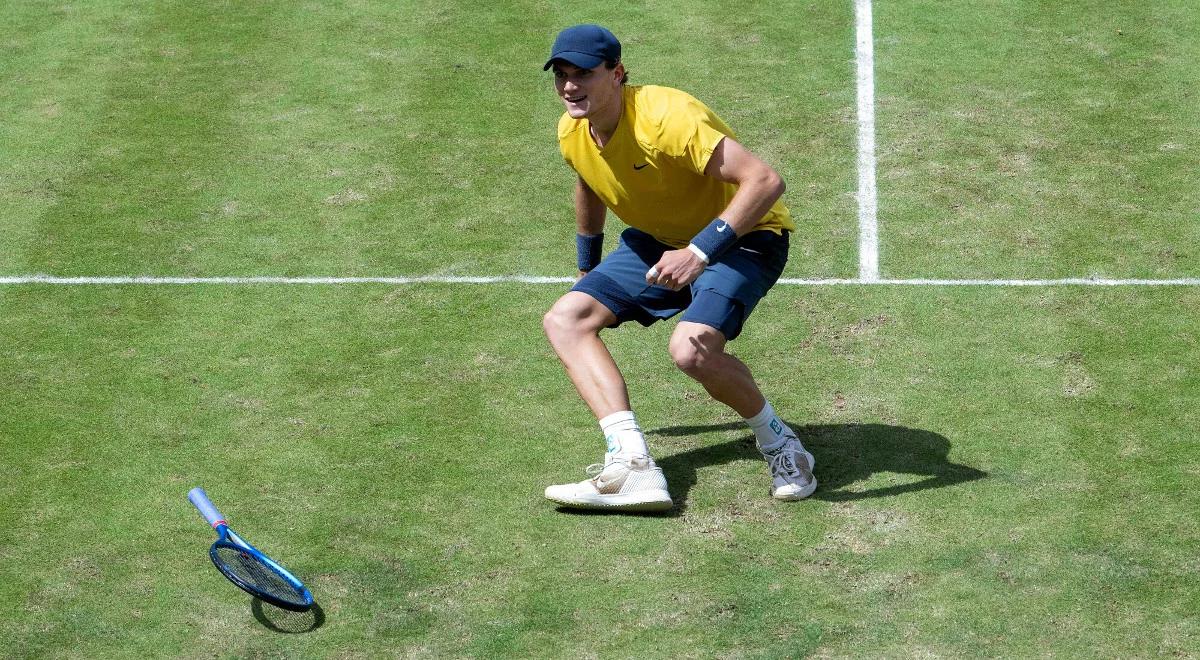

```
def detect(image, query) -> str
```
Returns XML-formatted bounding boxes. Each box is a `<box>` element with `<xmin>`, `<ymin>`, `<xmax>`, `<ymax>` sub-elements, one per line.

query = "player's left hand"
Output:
<box><xmin>646</xmin><ymin>249</ymin><xmax>706</xmax><ymax>291</ymax></box>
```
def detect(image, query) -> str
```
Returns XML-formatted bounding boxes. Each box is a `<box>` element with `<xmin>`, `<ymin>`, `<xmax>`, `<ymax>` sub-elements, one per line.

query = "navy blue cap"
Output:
<box><xmin>543</xmin><ymin>24</ymin><xmax>621</xmax><ymax>71</ymax></box>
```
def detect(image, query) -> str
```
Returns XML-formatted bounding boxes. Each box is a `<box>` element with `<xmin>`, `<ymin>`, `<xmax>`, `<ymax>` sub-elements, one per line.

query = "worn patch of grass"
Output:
<box><xmin>2</xmin><ymin>286</ymin><xmax>1198</xmax><ymax>656</ymax></box>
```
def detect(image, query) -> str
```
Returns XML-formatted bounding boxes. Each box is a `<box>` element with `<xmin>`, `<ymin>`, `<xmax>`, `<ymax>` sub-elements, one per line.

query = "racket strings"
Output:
<box><xmin>214</xmin><ymin>546</ymin><xmax>307</xmax><ymax>605</ymax></box>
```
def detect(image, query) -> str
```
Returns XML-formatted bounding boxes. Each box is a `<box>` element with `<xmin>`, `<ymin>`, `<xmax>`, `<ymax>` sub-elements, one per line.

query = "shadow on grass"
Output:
<box><xmin>251</xmin><ymin>598</ymin><xmax>326</xmax><ymax>633</ymax></box>
<box><xmin>648</xmin><ymin>422</ymin><xmax>988</xmax><ymax>513</ymax></box>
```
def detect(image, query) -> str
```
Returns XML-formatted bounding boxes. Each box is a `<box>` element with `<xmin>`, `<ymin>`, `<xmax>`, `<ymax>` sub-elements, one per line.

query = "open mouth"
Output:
<box><xmin>565</xmin><ymin>95</ymin><xmax>587</xmax><ymax>103</ymax></box>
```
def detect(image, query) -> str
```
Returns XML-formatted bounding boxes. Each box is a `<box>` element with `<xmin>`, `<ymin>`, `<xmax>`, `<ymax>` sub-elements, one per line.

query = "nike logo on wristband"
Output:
<box><xmin>716</xmin><ymin>222</ymin><xmax>729</xmax><ymax>233</ymax></box>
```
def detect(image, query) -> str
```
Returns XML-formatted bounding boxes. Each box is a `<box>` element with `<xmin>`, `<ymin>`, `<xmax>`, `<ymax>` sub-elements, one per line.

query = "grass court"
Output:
<box><xmin>2</xmin><ymin>1</ymin><xmax>1198</xmax><ymax>656</ymax></box>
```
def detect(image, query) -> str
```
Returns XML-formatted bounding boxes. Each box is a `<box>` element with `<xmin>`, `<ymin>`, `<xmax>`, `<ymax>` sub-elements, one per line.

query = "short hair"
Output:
<box><xmin>604</xmin><ymin>59</ymin><xmax>629</xmax><ymax>85</ymax></box>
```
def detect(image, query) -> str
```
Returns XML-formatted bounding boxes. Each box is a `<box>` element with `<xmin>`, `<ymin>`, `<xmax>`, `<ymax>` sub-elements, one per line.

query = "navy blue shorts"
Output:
<box><xmin>572</xmin><ymin>227</ymin><xmax>789</xmax><ymax>341</ymax></box>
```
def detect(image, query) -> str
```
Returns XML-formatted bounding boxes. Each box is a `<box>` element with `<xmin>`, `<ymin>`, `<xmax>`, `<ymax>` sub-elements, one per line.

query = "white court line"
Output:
<box><xmin>0</xmin><ymin>275</ymin><xmax>574</xmax><ymax>285</ymax></box>
<box><xmin>4</xmin><ymin>275</ymin><xmax>1200</xmax><ymax>286</ymax></box>
<box><xmin>787</xmin><ymin>278</ymin><xmax>1200</xmax><ymax>286</ymax></box>
<box><xmin>3</xmin><ymin>3</ymin><xmax>1195</xmax><ymax>291</ymax></box>
<box><xmin>855</xmin><ymin>0</ymin><xmax>880</xmax><ymax>283</ymax></box>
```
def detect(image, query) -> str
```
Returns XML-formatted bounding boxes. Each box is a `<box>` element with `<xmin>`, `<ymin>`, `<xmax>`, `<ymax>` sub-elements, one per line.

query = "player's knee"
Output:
<box><xmin>670</xmin><ymin>325</ymin><xmax>728</xmax><ymax>378</ymax></box>
<box><xmin>669</xmin><ymin>335</ymin><xmax>708</xmax><ymax>376</ymax></box>
<box><xmin>543</xmin><ymin>295</ymin><xmax>599</xmax><ymax>342</ymax></box>
<box><xmin>542</xmin><ymin>304</ymin><xmax>572</xmax><ymax>341</ymax></box>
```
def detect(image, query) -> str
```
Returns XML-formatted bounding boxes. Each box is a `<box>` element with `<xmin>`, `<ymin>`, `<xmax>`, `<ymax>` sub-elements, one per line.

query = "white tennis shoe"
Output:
<box><xmin>763</xmin><ymin>436</ymin><xmax>817</xmax><ymax>500</ymax></box>
<box><xmin>544</xmin><ymin>455</ymin><xmax>673</xmax><ymax>512</ymax></box>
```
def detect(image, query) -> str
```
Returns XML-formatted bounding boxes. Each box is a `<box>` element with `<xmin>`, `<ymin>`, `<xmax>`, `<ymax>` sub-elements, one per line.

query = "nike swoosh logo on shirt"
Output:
<box><xmin>633</xmin><ymin>163</ymin><xmax>649</xmax><ymax>170</ymax></box>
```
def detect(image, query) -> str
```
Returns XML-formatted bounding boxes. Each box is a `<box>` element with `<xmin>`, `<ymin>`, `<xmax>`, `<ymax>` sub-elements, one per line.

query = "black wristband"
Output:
<box><xmin>576</xmin><ymin>233</ymin><xmax>604</xmax><ymax>272</ymax></box>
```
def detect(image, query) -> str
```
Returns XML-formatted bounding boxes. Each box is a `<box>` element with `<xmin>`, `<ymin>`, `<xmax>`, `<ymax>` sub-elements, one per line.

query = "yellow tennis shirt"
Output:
<box><xmin>558</xmin><ymin>84</ymin><xmax>793</xmax><ymax>248</ymax></box>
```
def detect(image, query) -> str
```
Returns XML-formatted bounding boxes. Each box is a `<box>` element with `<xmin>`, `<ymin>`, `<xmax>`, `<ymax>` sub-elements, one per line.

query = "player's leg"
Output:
<box><xmin>673</xmin><ymin>230</ymin><xmax>816</xmax><ymax>500</ymax></box>
<box><xmin>668</xmin><ymin>320</ymin><xmax>765</xmax><ymax>418</ymax></box>
<box><xmin>668</xmin><ymin>320</ymin><xmax>815</xmax><ymax>500</ymax></box>
<box><xmin>542</xmin><ymin>290</ymin><xmax>656</xmax><ymax>459</ymax></box>
<box><xmin>541</xmin><ymin>230</ymin><xmax>680</xmax><ymax>511</ymax></box>
<box><xmin>542</xmin><ymin>291</ymin><xmax>630</xmax><ymax>420</ymax></box>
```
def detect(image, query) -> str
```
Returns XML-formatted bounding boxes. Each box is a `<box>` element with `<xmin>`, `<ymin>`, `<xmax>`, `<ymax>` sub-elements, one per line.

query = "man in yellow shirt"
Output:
<box><xmin>541</xmin><ymin>24</ymin><xmax>815</xmax><ymax>511</ymax></box>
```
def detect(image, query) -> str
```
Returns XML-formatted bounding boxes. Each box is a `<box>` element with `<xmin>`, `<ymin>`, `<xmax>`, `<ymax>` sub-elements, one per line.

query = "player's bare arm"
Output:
<box><xmin>575</xmin><ymin>176</ymin><xmax>606</xmax><ymax>279</ymax></box>
<box><xmin>703</xmin><ymin>136</ymin><xmax>786</xmax><ymax>230</ymax></box>
<box><xmin>646</xmin><ymin>137</ymin><xmax>786</xmax><ymax>290</ymax></box>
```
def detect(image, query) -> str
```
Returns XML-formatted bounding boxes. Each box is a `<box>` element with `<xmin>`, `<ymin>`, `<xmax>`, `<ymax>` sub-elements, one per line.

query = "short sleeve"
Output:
<box><xmin>682</xmin><ymin>109</ymin><xmax>729</xmax><ymax>175</ymax></box>
<box><xmin>655</xmin><ymin>95</ymin><xmax>733</xmax><ymax>176</ymax></box>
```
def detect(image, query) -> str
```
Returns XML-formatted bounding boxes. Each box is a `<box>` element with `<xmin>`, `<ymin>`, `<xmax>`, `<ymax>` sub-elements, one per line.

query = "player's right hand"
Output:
<box><xmin>646</xmin><ymin>248</ymin><xmax>706</xmax><ymax>291</ymax></box>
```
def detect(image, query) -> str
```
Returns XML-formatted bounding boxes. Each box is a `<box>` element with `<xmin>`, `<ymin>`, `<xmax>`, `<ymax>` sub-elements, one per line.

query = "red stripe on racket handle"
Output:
<box><xmin>187</xmin><ymin>487</ymin><xmax>226</xmax><ymax>528</ymax></box>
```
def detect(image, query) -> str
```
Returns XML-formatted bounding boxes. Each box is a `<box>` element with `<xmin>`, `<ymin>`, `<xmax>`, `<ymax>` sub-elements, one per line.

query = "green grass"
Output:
<box><xmin>876</xmin><ymin>0</ymin><xmax>1200</xmax><ymax>279</ymax></box>
<box><xmin>0</xmin><ymin>0</ymin><xmax>856</xmax><ymax>279</ymax></box>
<box><xmin>2</xmin><ymin>286</ymin><xmax>1198</xmax><ymax>656</ymax></box>
<box><xmin>2</xmin><ymin>0</ymin><xmax>1199</xmax><ymax>657</ymax></box>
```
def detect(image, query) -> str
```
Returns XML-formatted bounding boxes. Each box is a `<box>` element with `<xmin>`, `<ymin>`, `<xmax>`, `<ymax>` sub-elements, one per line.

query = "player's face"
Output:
<box><xmin>553</xmin><ymin>62</ymin><xmax>624</xmax><ymax>120</ymax></box>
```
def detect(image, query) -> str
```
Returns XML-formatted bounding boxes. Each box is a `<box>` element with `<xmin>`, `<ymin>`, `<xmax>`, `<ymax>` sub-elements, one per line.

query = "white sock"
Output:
<box><xmin>599</xmin><ymin>411</ymin><xmax>650</xmax><ymax>460</ymax></box>
<box><xmin>745</xmin><ymin>401</ymin><xmax>794</xmax><ymax>453</ymax></box>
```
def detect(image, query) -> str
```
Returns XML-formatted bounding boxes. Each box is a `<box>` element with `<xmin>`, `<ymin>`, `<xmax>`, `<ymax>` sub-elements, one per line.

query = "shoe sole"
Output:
<box><xmin>772</xmin><ymin>476</ymin><xmax>818</xmax><ymax>500</ymax></box>
<box><xmin>545</xmin><ymin>489</ymin><xmax>674</xmax><ymax>512</ymax></box>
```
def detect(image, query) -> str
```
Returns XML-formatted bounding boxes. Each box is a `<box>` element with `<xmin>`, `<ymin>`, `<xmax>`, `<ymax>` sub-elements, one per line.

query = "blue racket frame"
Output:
<box><xmin>188</xmin><ymin>487</ymin><xmax>315</xmax><ymax>612</ymax></box>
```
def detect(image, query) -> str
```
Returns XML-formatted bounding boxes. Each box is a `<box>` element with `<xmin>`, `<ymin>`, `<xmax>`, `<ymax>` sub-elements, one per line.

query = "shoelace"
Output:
<box><xmin>585</xmin><ymin>461</ymin><xmax>626</xmax><ymax>489</ymax></box>
<box><xmin>766</xmin><ymin>449</ymin><xmax>805</xmax><ymax>479</ymax></box>
<box><xmin>585</xmin><ymin>456</ymin><xmax>643</xmax><ymax>481</ymax></box>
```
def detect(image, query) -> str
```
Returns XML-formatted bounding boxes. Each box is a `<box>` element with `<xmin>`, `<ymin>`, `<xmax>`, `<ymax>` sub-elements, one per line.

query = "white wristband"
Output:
<box><xmin>686</xmin><ymin>243</ymin><xmax>710</xmax><ymax>264</ymax></box>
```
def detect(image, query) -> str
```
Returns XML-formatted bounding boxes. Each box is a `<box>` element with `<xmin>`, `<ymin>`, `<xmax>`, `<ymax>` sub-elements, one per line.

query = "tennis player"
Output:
<box><xmin>541</xmin><ymin>24</ymin><xmax>816</xmax><ymax>511</ymax></box>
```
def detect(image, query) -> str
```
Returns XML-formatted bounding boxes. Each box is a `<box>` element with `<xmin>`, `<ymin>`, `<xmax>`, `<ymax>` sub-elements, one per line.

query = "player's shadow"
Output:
<box><xmin>251</xmin><ymin>598</ymin><xmax>326</xmax><ymax>633</ymax></box>
<box><xmin>653</xmin><ymin>422</ymin><xmax>987</xmax><ymax>513</ymax></box>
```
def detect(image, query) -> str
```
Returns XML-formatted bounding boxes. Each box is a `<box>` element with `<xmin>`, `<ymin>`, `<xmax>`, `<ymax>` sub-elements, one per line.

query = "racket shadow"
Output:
<box><xmin>251</xmin><ymin>598</ymin><xmax>326</xmax><ymax>633</ymax></box>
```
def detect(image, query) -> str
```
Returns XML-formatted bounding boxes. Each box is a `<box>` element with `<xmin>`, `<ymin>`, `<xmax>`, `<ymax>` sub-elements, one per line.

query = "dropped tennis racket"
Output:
<box><xmin>188</xmin><ymin>487</ymin><xmax>314</xmax><ymax>612</ymax></box>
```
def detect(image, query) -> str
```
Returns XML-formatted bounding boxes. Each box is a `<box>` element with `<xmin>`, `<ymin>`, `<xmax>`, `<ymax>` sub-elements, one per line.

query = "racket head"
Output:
<box><xmin>209</xmin><ymin>528</ymin><xmax>314</xmax><ymax>612</ymax></box>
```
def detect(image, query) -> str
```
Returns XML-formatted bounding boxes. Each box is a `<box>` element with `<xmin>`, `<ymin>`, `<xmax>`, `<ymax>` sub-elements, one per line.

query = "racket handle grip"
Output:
<box><xmin>188</xmin><ymin>487</ymin><xmax>225</xmax><ymax>527</ymax></box>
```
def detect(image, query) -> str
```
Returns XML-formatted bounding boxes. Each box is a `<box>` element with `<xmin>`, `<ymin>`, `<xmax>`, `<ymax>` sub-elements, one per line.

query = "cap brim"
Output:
<box><xmin>542</xmin><ymin>51</ymin><xmax>605</xmax><ymax>71</ymax></box>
